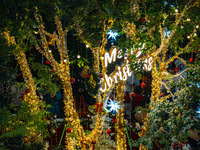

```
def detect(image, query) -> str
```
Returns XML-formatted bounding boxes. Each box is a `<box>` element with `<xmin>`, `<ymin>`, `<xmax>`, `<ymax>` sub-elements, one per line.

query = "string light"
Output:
<box><xmin>64</xmin><ymin>59</ymin><xmax>67</xmax><ymax>62</ymax></box>
<box><xmin>187</xmin><ymin>18</ymin><xmax>191</xmax><ymax>21</ymax></box>
<box><xmin>86</xmin><ymin>44</ymin><xmax>89</xmax><ymax>48</ymax></box>
<box><xmin>187</xmin><ymin>35</ymin><xmax>190</xmax><ymax>39</ymax></box>
<box><xmin>77</xmin><ymin>55</ymin><xmax>81</xmax><ymax>59</ymax></box>
<box><xmin>196</xmin><ymin>25</ymin><xmax>199</xmax><ymax>28</ymax></box>
<box><xmin>48</xmin><ymin>50</ymin><xmax>52</xmax><ymax>52</ymax></box>
<box><xmin>175</xmin><ymin>9</ymin><xmax>178</xmax><ymax>13</ymax></box>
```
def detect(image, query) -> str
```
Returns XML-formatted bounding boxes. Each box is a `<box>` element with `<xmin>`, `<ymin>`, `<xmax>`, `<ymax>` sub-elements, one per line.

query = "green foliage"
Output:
<box><xmin>83</xmin><ymin>68</ymin><xmax>101</xmax><ymax>97</ymax></box>
<box><xmin>0</xmin><ymin>136</ymin><xmax>44</xmax><ymax>150</ymax></box>
<box><xmin>136</xmin><ymin>54</ymin><xmax>200</xmax><ymax>149</ymax></box>
<box><xmin>0</xmin><ymin>100</ymin><xmax>51</xmax><ymax>139</ymax></box>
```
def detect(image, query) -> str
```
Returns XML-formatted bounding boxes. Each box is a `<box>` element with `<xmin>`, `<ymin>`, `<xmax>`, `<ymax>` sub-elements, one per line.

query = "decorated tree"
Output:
<box><xmin>107</xmin><ymin>0</ymin><xmax>200</xmax><ymax>149</ymax></box>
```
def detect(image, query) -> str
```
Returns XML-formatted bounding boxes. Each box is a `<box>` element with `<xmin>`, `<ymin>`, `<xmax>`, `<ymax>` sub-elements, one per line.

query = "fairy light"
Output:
<box><xmin>64</xmin><ymin>59</ymin><xmax>67</xmax><ymax>62</ymax></box>
<box><xmin>115</xmin><ymin>82</ymin><xmax>127</xmax><ymax>150</ymax></box>
<box><xmin>196</xmin><ymin>25</ymin><xmax>199</xmax><ymax>28</ymax></box>
<box><xmin>187</xmin><ymin>18</ymin><xmax>191</xmax><ymax>21</ymax></box>
<box><xmin>175</xmin><ymin>9</ymin><xmax>178</xmax><ymax>13</ymax></box>
<box><xmin>86</xmin><ymin>44</ymin><xmax>89</xmax><ymax>48</ymax></box>
<box><xmin>187</xmin><ymin>35</ymin><xmax>190</xmax><ymax>39</ymax></box>
<box><xmin>77</xmin><ymin>55</ymin><xmax>81</xmax><ymax>59</ymax></box>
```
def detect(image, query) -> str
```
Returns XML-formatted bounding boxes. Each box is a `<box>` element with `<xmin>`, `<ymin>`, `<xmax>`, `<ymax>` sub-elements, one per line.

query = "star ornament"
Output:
<box><xmin>107</xmin><ymin>30</ymin><xmax>119</xmax><ymax>41</ymax></box>
<box><xmin>107</xmin><ymin>99</ymin><xmax>122</xmax><ymax>113</ymax></box>
<box><xmin>197</xmin><ymin>107</ymin><xmax>200</xmax><ymax>118</ymax></box>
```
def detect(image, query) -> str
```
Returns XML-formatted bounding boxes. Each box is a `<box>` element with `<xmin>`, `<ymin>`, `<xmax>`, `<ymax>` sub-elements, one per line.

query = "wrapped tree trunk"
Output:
<box><xmin>115</xmin><ymin>81</ymin><xmax>127</xmax><ymax>150</ymax></box>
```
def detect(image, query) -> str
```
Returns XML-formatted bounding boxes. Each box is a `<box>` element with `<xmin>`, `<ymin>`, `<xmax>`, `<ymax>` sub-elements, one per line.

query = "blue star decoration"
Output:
<box><xmin>197</xmin><ymin>107</ymin><xmax>200</xmax><ymax>118</ymax></box>
<box><xmin>107</xmin><ymin>30</ymin><xmax>119</xmax><ymax>41</ymax></box>
<box><xmin>107</xmin><ymin>99</ymin><xmax>122</xmax><ymax>114</ymax></box>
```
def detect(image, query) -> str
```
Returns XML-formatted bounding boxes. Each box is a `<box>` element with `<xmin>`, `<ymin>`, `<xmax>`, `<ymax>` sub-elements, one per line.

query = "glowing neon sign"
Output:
<box><xmin>100</xmin><ymin>45</ymin><xmax>153</xmax><ymax>92</ymax></box>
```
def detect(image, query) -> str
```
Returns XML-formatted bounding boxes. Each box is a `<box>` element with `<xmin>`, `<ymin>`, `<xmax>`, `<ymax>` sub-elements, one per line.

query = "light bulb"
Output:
<box><xmin>194</xmin><ymin>33</ymin><xmax>197</xmax><ymax>36</ymax></box>
<box><xmin>175</xmin><ymin>9</ymin><xmax>178</xmax><ymax>13</ymax></box>
<box><xmin>181</xmin><ymin>26</ymin><xmax>184</xmax><ymax>29</ymax></box>
<box><xmin>196</xmin><ymin>25</ymin><xmax>199</xmax><ymax>28</ymax></box>
<box><xmin>187</xmin><ymin>36</ymin><xmax>190</xmax><ymax>39</ymax></box>
<box><xmin>64</xmin><ymin>59</ymin><xmax>67</xmax><ymax>62</ymax></box>
<box><xmin>86</xmin><ymin>45</ymin><xmax>89</xmax><ymax>48</ymax></box>
<box><xmin>77</xmin><ymin>55</ymin><xmax>81</xmax><ymax>59</ymax></box>
<box><xmin>187</xmin><ymin>18</ymin><xmax>190</xmax><ymax>21</ymax></box>
<box><xmin>48</xmin><ymin>50</ymin><xmax>52</xmax><ymax>52</ymax></box>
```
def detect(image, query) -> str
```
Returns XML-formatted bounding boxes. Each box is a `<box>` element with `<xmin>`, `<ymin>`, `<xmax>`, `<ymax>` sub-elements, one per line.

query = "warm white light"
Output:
<box><xmin>196</xmin><ymin>25</ymin><xmax>199</xmax><ymax>28</ymax></box>
<box><xmin>194</xmin><ymin>33</ymin><xmax>197</xmax><ymax>37</ymax></box>
<box><xmin>48</xmin><ymin>50</ymin><xmax>52</xmax><ymax>52</ymax></box>
<box><xmin>181</xmin><ymin>26</ymin><xmax>184</xmax><ymax>29</ymax></box>
<box><xmin>64</xmin><ymin>59</ymin><xmax>67</xmax><ymax>62</ymax></box>
<box><xmin>175</xmin><ymin>9</ymin><xmax>178</xmax><ymax>13</ymax></box>
<box><xmin>86</xmin><ymin>45</ymin><xmax>89</xmax><ymax>48</ymax></box>
<box><xmin>104</xmin><ymin>48</ymin><xmax>117</xmax><ymax>67</ymax></box>
<box><xmin>77</xmin><ymin>55</ymin><xmax>80</xmax><ymax>59</ymax></box>
<box><xmin>101</xmin><ymin>57</ymin><xmax>104</xmax><ymax>60</ymax></box>
<box><xmin>34</xmin><ymin>31</ymin><xmax>38</xmax><ymax>34</ymax></box>
<box><xmin>187</xmin><ymin>18</ymin><xmax>190</xmax><ymax>21</ymax></box>
<box><xmin>187</xmin><ymin>36</ymin><xmax>190</xmax><ymax>39</ymax></box>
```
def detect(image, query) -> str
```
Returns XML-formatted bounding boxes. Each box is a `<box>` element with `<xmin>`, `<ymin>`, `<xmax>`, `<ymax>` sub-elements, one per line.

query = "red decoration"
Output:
<box><xmin>20</xmin><ymin>92</ymin><xmax>25</xmax><ymax>100</ymax></box>
<box><xmin>178</xmin><ymin>143</ymin><xmax>183</xmax><ymax>149</ymax></box>
<box><xmin>141</xmin><ymin>128</ymin><xmax>146</xmax><ymax>136</ymax></box>
<box><xmin>112</xmin><ymin>118</ymin><xmax>116</xmax><ymax>123</ymax></box>
<box><xmin>130</xmin><ymin>92</ymin><xmax>136</xmax><ymax>97</ymax></box>
<box><xmin>94</xmin><ymin>102</ymin><xmax>103</xmax><ymax>112</ymax></box>
<box><xmin>99</xmin><ymin>73</ymin><xmax>103</xmax><ymax>78</ymax></box>
<box><xmin>45</xmin><ymin>60</ymin><xmax>50</xmax><ymax>65</ymax></box>
<box><xmin>160</xmin><ymin>93</ymin><xmax>164</xmax><ymax>97</ymax></box>
<box><xmin>91</xmin><ymin>140</ymin><xmax>96</xmax><ymax>144</ymax></box>
<box><xmin>127</xmin><ymin>58</ymin><xmax>130</xmax><ymax>62</ymax></box>
<box><xmin>111</xmin><ymin>147</ymin><xmax>114</xmax><ymax>149</ymax></box>
<box><xmin>185</xmin><ymin>141</ymin><xmax>188</xmax><ymax>146</ymax></box>
<box><xmin>55</xmin><ymin>78</ymin><xmax>58</xmax><ymax>81</ymax></box>
<box><xmin>141</xmin><ymin>82</ymin><xmax>146</xmax><ymax>88</ymax></box>
<box><xmin>141</xmin><ymin>18</ymin><xmax>146</xmax><ymax>23</ymax></box>
<box><xmin>92</xmin><ymin>145</ymin><xmax>95</xmax><ymax>149</ymax></box>
<box><xmin>101</xmin><ymin>131</ymin><xmax>104</xmax><ymax>135</ymax></box>
<box><xmin>189</xmin><ymin>57</ymin><xmax>194</xmax><ymax>63</ymax></box>
<box><xmin>51</xmin><ymin>69</ymin><xmax>55</xmax><ymax>72</ymax></box>
<box><xmin>49</xmin><ymin>36</ymin><xmax>53</xmax><ymax>41</ymax></box>
<box><xmin>186</xmin><ymin>107</ymin><xmax>188</xmax><ymax>110</ymax></box>
<box><xmin>82</xmin><ymin>74</ymin><xmax>90</xmax><ymax>78</ymax></box>
<box><xmin>173</xmin><ymin>143</ymin><xmax>177</xmax><ymax>150</ymax></box>
<box><xmin>81</xmin><ymin>112</ymin><xmax>87</xmax><ymax>117</ymax></box>
<box><xmin>66</xmin><ymin>128</ymin><xmax>71</xmax><ymax>133</ymax></box>
<box><xmin>70</xmin><ymin>78</ymin><xmax>75</xmax><ymax>83</ymax></box>
<box><xmin>106</xmin><ymin>129</ymin><xmax>111</xmax><ymax>134</ymax></box>
<box><xmin>174</xmin><ymin>67</ymin><xmax>179</xmax><ymax>72</ymax></box>
<box><xmin>26</xmin><ymin>89</ymin><xmax>30</xmax><ymax>93</ymax></box>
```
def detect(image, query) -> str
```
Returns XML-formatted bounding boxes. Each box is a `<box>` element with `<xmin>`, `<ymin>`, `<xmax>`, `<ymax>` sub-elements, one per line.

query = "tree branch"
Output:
<box><xmin>154</xmin><ymin>0</ymin><xmax>192</xmax><ymax>57</ymax></box>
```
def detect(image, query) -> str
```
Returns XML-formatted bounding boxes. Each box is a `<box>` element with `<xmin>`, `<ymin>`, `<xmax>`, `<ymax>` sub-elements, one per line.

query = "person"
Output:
<box><xmin>124</xmin><ymin>88</ymin><xmax>131</xmax><ymax>121</ymax></box>
<box><xmin>132</xmin><ymin>86</ymin><xmax>145</xmax><ymax>109</ymax></box>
